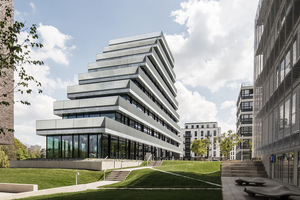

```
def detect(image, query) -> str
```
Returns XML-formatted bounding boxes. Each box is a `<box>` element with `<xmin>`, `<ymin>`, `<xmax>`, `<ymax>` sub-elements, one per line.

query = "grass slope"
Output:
<box><xmin>156</xmin><ymin>161</ymin><xmax>221</xmax><ymax>185</ymax></box>
<box><xmin>0</xmin><ymin>168</ymin><xmax>104</xmax><ymax>190</ymax></box>
<box><xmin>18</xmin><ymin>189</ymin><xmax>222</xmax><ymax>200</ymax></box>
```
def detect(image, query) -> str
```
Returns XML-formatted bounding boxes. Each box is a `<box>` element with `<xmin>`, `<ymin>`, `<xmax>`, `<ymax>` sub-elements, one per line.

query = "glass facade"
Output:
<box><xmin>46</xmin><ymin>134</ymin><xmax>175</xmax><ymax>160</ymax></box>
<box><xmin>274</xmin><ymin>152</ymin><xmax>294</xmax><ymax>184</ymax></box>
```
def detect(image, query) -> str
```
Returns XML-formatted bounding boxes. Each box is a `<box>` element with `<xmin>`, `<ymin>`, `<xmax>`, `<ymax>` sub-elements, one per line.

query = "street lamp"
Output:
<box><xmin>75</xmin><ymin>172</ymin><xmax>79</xmax><ymax>185</ymax></box>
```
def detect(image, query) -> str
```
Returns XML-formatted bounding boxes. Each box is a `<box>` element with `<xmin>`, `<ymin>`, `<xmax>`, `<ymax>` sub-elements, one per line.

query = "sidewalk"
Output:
<box><xmin>222</xmin><ymin>177</ymin><xmax>300</xmax><ymax>200</ymax></box>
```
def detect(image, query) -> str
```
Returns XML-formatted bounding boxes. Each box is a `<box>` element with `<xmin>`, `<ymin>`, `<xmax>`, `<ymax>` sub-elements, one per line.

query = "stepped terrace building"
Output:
<box><xmin>253</xmin><ymin>0</ymin><xmax>300</xmax><ymax>185</ymax></box>
<box><xmin>36</xmin><ymin>32</ymin><xmax>181</xmax><ymax>160</ymax></box>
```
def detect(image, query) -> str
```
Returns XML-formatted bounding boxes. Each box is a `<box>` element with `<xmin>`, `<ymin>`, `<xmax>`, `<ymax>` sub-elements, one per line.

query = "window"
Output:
<box><xmin>292</xmin><ymin>94</ymin><xmax>296</xmax><ymax>126</ymax></box>
<box><xmin>206</xmin><ymin>124</ymin><xmax>209</xmax><ymax>128</ymax></box>
<box><xmin>280</xmin><ymin>103</ymin><xmax>284</xmax><ymax>131</ymax></box>
<box><xmin>293</xmin><ymin>39</ymin><xmax>297</xmax><ymax>65</ymax></box>
<box><xmin>201</xmin><ymin>131</ymin><xmax>203</xmax><ymax>136</ymax></box>
<box><xmin>207</xmin><ymin>131</ymin><xmax>210</xmax><ymax>136</ymax></box>
<box><xmin>285</xmin><ymin>98</ymin><xmax>290</xmax><ymax>130</ymax></box>
<box><xmin>285</xmin><ymin>50</ymin><xmax>291</xmax><ymax>75</ymax></box>
<box><xmin>196</xmin><ymin>125</ymin><xmax>199</xmax><ymax>128</ymax></box>
<box><xmin>195</xmin><ymin>131</ymin><xmax>197</xmax><ymax>137</ymax></box>
<box><xmin>201</xmin><ymin>125</ymin><xmax>204</xmax><ymax>128</ymax></box>
<box><xmin>213</xmin><ymin>130</ymin><xmax>217</xmax><ymax>136</ymax></box>
<box><xmin>185</xmin><ymin>125</ymin><xmax>188</xmax><ymax>129</ymax></box>
<box><xmin>191</xmin><ymin>125</ymin><xmax>194</xmax><ymax>129</ymax></box>
<box><xmin>280</xmin><ymin>59</ymin><xmax>284</xmax><ymax>83</ymax></box>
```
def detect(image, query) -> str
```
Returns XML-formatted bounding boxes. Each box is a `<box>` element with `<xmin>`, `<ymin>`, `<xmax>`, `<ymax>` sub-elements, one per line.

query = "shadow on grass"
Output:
<box><xmin>101</xmin><ymin>169</ymin><xmax>220</xmax><ymax>188</ymax></box>
<box><xmin>18</xmin><ymin>189</ymin><xmax>222</xmax><ymax>200</ymax></box>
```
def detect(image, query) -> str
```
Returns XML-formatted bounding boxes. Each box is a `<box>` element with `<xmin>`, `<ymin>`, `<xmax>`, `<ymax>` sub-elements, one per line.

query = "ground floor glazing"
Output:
<box><xmin>46</xmin><ymin>134</ymin><xmax>178</xmax><ymax>160</ymax></box>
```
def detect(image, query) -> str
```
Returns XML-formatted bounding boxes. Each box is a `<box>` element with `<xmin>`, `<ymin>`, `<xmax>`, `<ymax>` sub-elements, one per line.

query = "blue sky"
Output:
<box><xmin>14</xmin><ymin>0</ymin><xmax>259</xmax><ymax>147</ymax></box>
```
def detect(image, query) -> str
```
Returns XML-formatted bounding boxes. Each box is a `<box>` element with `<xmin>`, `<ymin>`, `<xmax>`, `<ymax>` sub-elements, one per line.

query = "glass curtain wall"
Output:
<box><xmin>62</xmin><ymin>135</ymin><xmax>72</xmax><ymax>158</ymax></box>
<box><xmin>46</xmin><ymin>134</ymin><xmax>161</xmax><ymax>160</ymax></box>
<box><xmin>89</xmin><ymin>135</ymin><xmax>97</xmax><ymax>158</ymax></box>
<box><xmin>274</xmin><ymin>152</ymin><xmax>294</xmax><ymax>184</ymax></box>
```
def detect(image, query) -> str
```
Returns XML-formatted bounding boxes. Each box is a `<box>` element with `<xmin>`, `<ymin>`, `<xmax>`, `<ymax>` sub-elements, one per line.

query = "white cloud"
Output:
<box><xmin>166</xmin><ymin>0</ymin><xmax>258</xmax><ymax>92</ymax></box>
<box><xmin>220</xmin><ymin>100</ymin><xmax>235</xmax><ymax>110</ymax></box>
<box><xmin>29</xmin><ymin>2</ymin><xmax>35</xmax><ymax>12</ymax></box>
<box><xmin>14</xmin><ymin>24</ymin><xmax>76</xmax><ymax>146</ymax></box>
<box><xmin>176</xmin><ymin>81</ymin><xmax>218</xmax><ymax>127</ymax></box>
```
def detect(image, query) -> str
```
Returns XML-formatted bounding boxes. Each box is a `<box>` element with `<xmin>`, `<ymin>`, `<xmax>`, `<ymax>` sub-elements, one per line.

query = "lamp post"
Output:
<box><xmin>75</xmin><ymin>172</ymin><xmax>79</xmax><ymax>185</ymax></box>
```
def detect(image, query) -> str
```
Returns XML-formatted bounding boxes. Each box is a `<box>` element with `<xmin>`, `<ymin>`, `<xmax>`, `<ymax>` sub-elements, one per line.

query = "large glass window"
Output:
<box><xmin>53</xmin><ymin>136</ymin><xmax>61</xmax><ymax>158</ymax></box>
<box><xmin>119</xmin><ymin>138</ymin><xmax>126</xmax><ymax>159</ymax></box>
<box><xmin>73</xmin><ymin>135</ymin><xmax>79</xmax><ymax>158</ymax></box>
<box><xmin>79</xmin><ymin>135</ymin><xmax>88</xmax><ymax>158</ymax></box>
<box><xmin>111</xmin><ymin>136</ymin><xmax>118</xmax><ymax>159</ymax></box>
<box><xmin>89</xmin><ymin>135</ymin><xmax>97</xmax><ymax>158</ymax></box>
<box><xmin>101</xmin><ymin>134</ymin><xmax>109</xmax><ymax>158</ymax></box>
<box><xmin>62</xmin><ymin>135</ymin><xmax>72</xmax><ymax>158</ymax></box>
<box><xmin>46</xmin><ymin>136</ymin><xmax>53</xmax><ymax>158</ymax></box>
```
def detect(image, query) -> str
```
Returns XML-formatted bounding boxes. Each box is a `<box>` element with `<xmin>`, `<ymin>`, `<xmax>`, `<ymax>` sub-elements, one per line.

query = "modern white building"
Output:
<box><xmin>254</xmin><ymin>0</ymin><xmax>300</xmax><ymax>186</ymax></box>
<box><xmin>180</xmin><ymin>122</ymin><xmax>221</xmax><ymax>160</ymax></box>
<box><xmin>236</xmin><ymin>83</ymin><xmax>253</xmax><ymax>161</ymax></box>
<box><xmin>36</xmin><ymin>32</ymin><xmax>181</xmax><ymax>160</ymax></box>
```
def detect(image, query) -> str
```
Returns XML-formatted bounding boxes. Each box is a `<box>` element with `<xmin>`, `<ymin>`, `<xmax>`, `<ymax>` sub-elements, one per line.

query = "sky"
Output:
<box><xmin>13</xmin><ymin>0</ymin><xmax>259</xmax><ymax>148</ymax></box>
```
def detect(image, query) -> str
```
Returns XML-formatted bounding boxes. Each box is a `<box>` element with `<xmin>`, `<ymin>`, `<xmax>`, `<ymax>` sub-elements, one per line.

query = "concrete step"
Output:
<box><xmin>148</xmin><ymin>160</ymin><xmax>163</xmax><ymax>167</ymax></box>
<box><xmin>221</xmin><ymin>161</ymin><xmax>268</xmax><ymax>177</ymax></box>
<box><xmin>106</xmin><ymin>171</ymin><xmax>131</xmax><ymax>181</ymax></box>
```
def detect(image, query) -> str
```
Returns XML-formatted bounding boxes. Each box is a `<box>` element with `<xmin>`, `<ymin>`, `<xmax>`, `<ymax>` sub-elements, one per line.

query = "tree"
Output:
<box><xmin>191</xmin><ymin>138</ymin><xmax>209</xmax><ymax>159</ymax></box>
<box><xmin>0</xmin><ymin>2</ymin><xmax>43</xmax><ymax>135</ymax></box>
<box><xmin>0</xmin><ymin>147</ymin><xmax>9</xmax><ymax>168</ymax></box>
<box><xmin>215</xmin><ymin>130</ymin><xmax>241</xmax><ymax>160</ymax></box>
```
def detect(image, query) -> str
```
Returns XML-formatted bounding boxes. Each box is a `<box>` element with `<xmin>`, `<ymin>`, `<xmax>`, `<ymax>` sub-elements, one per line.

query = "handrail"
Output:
<box><xmin>103</xmin><ymin>161</ymin><xmax>114</xmax><ymax>181</ymax></box>
<box><xmin>146</xmin><ymin>155</ymin><xmax>152</xmax><ymax>166</ymax></box>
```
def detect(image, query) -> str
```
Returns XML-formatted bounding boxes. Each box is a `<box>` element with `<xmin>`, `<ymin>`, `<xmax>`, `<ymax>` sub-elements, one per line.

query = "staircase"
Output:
<box><xmin>105</xmin><ymin>170</ymin><xmax>131</xmax><ymax>181</ymax></box>
<box><xmin>221</xmin><ymin>160</ymin><xmax>268</xmax><ymax>177</ymax></box>
<box><xmin>148</xmin><ymin>160</ymin><xmax>163</xmax><ymax>167</ymax></box>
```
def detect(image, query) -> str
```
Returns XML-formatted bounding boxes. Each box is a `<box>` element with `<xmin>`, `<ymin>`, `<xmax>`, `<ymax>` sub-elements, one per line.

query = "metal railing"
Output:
<box><xmin>103</xmin><ymin>161</ymin><xmax>114</xmax><ymax>181</ymax></box>
<box><xmin>146</xmin><ymin>155</ymin><xmax>152</xmax><ymax>166</ymax></box>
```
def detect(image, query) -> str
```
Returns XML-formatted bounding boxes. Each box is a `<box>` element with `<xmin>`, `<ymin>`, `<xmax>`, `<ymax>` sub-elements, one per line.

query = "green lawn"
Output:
<box><xmin>17</xmin><ymin>189</ymin><xmax>222</xmax><ymax>200</ymax></box>
<box><xmin>156</xmin><ymin>161</ymin><xmax>221</xmax><ymax>185</ymax></box>
<box><xmin>2</xmin><ymin>161</ymin><xmax>222</xmax><ymax>200</ymax></box>
<box><xmin>0</xmin><ymin>168</ymin><xmax>106</xmax><ymax>190</ymax></box>
<box><xmin>101</xmin><ymin>168</ymin><xmax>219</xmax><ymax>188</ymax></box>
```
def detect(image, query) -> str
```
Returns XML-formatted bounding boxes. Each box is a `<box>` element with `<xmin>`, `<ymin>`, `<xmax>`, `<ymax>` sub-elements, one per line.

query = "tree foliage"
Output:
<box><xmin>0</xmin><ymin>147</ymin><xmax>9</xmax><ymax>168</ymax></box>
<box><xmin>215</xmin><ymin>130</ymin><xmax>241</xmax><ymax>160</ymax></box>
<box><xmin>191</xmin><ymin>138</ymin><xmax>209</xmax><ymax>158</ymax></box>
<box><xmin>0</xmin><ymin>138</ymin><xmax>34</xmax><ymax>160</ymax></box>
<box><xmin>0</xmin><ymin>2</ymin><xmax>43</xmax><ymax>135</ymax></box>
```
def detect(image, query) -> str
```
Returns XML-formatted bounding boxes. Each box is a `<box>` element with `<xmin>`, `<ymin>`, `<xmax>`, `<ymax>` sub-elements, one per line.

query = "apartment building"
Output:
<box><xmin>180</xmin><ymin>122</ymin><xmax>221</xmax><ymax>160</ymax></box>
<box><xmin>236</xmin><ymin>83</ymin><xmax>253</xmax><ymax>161</ymax></box>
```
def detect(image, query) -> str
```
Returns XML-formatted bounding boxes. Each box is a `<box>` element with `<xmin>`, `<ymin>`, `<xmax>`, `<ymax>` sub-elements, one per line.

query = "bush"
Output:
<box><xmin>0</xmin><ymin>150</ymin><xmax>10</xmax><ymax>168</ymax></box>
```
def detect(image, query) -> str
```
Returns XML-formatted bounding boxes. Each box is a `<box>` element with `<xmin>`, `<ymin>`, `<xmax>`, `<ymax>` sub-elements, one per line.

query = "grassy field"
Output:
<box><xmin>3</xmin><ymin>161</ymin><xmax>222</xmax><ymax>200</ymax></box>
<box><xmin>157</xmin><ymin>161</ymin><xmax>221</xmax><ymax>185</ymax></box>
<box><xmin>18</xmin><ymin>189</ymin><xmax>222</xmax><ymax>200</ymax></box>
<box><xmin>0</xmin><ymin>168</ymin><xmax>108</xmax><ymax>190</ymax></box>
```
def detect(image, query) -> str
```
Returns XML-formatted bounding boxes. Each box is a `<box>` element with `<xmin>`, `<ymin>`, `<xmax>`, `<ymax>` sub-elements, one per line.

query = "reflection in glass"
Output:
<box><xmin>53</xmin><ymin>136</ymin><xmax>61</xmax><ymax>158</ymax></box>
<box><xmin>119</xmin><ymin>138</ymin><xmax>126</xmax><ymax>159</ymax></box>
<box><xmin>62</xmin><ymin>135</ymin><xmax>72</xmax><ymax>158</ymax></box>
<box><xmin>89</xmin><ymin>135</ymin><xmax>97</xmax><ymax>158</ymax></box>
<box><xmin>79</xmin><ymin>135</ymin><xmax>88</xmax><ymax>158</ymax></box>
<box><xmin>46</xmin><ymin>136</ymin><xmax>53</xmax><ymax>158</ymax></box>
<box><xmin>102</xmin><ymin>134</ymin><xmax>109</xmax><ymax>158</ymax></box>
<box><xmin>111</xmin><ymin>136</ymin><xmax>118</xmax><ymax>159</ymax></box>
<box><xmin>74</xmin><ymin>135</ymin><xmax>79</xmax><ymax>158</ymax></box>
